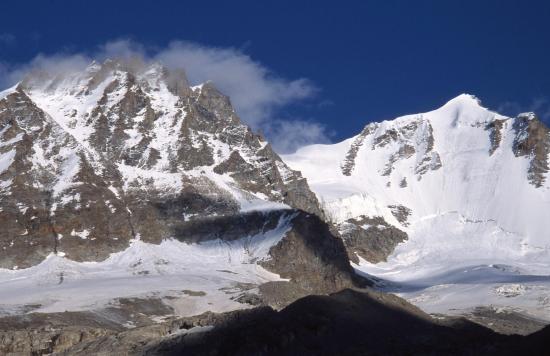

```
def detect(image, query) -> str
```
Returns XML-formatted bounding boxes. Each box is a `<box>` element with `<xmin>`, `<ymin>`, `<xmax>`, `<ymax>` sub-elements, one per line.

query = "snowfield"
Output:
<box><xmin>0</xmin><ymin>214</ymin><xmax>292</xmax><ymax>317</ymax></box>
<box><xmin>283</xmin><ymin>94</ymin><xmax>550</xmax><ymax>320</ymax></box>
<box><xmin>355</xmin><ymin>259</ymin><xmax>550</xmax><ymax>321</ymax></box>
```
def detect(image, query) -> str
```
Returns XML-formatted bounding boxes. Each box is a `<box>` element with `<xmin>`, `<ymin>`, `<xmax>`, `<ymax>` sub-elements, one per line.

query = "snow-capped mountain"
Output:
<box><xmin>0</xmin><ymin>59</ymin><xmax>325</xmax><ymax>268</ymax></box>
<box><xmin>3</xmin><ymin>57</ymin><xmax>550</xmax><ymax>332</ymax></box>
<box><xmin>0</xmin><ymin>59</ymin><xmax>358</xmax><ymax>318</ymax></box>
<box><xmin>283</xmin><ymin>94</ymin><xmax>550</xmax><ymax>318</ymax></box>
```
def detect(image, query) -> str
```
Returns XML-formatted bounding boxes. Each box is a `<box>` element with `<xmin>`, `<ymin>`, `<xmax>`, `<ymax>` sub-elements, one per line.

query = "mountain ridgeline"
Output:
<box><xmin>0</xmin><ymin>59</ymin><xmax>366</xmax><ymax>301</ymax></box>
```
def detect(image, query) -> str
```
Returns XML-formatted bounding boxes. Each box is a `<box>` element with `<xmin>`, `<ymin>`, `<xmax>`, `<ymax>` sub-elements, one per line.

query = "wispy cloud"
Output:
<box><xmin>155</xmin><ymin>41</ymin><xmax>318</xmax><ymax>130</ymax></box>
<box><xmin>264</xmin><ymin>119</ymin><xmax>333</xmax><ymax>153</ymax></box>
<box><xmin>0</xmin><ymin>39</ymin><xmax>329</xmax><ymax>152</ymax></box>
<box><xmin>497</xmin><ymin>97</ymin><xmax>550</xmax><ymax>123</ymax></box>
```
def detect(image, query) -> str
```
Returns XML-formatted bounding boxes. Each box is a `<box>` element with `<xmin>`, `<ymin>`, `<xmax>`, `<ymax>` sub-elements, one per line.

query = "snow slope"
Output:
<box><xmin>283</xmin><ymin>94</ymin><xmax>550</xmax><ymax>319</ymax></box>
<box><xmin>0</xmin><ymin>213</ymin><xmax>293</xmax><ymax>317</ymax></box>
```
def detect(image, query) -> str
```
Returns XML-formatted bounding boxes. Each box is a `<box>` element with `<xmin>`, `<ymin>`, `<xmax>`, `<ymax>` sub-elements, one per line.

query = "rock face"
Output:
<box><xmin>262</xmin><ymin>213</ymin><xmax>359</xmax><ymax>291</ymax></box>
<box><xmin>0</xmin><ymin>59</ymin><xmax>322</xmax><ymax>269</ymax></box>
<box><xmin>341</xmin><ymin>116</ymin><xmax>441</xmax><ymax>180</ymax></box>
<box><xmin>0</xmin><ymin>325</ymin><xmax>110</xmax><ymax>355</ymax></box>
<box><xmin>259</xmin><ymin>213</ymin><xmax>367</xmax><ymax>308</ymax></box>
<box><xmin>337</xmin><ymin>215</ymin><xmax>407</xmax><ymax>264</ymax></box>
<box><xmin>512</xmin><ymin>113</ymin><xmax>550</xmax><ymax>187</ymax></box>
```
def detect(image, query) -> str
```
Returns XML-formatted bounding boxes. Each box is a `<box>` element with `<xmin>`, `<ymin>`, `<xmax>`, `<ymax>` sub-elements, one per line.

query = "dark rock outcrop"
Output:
<box><xmin>337</xmin><ymin>215</ymin><xmax>408</xmax><ymax>263</ymax></box>
<box><xmin>340</xmin><ymin>117</ymin><xmax>443</xmax><ymax>182</ymax></box>
<box><xmin>512</xmin><ymin>113</ymin><xmax>550</xmax><ymax>187</ymax></box>
<box><xmin>340</xmin><ymin>124</ymin><xmax>376</xmax><ymax>176</ymax></box>
<box><xmin>388</xmin><ymin>204</ymin><xmax>411</xmax><ymax>226</ymax></box>
<box><xmin>259</xmin><ymin>212</ymin><xmax>367</xmax><ymax>308</ymax></box>
<box><xmin>486</xmin><ymin>118</ymin><xmax>506</xmax><ymax>155</ymax></box>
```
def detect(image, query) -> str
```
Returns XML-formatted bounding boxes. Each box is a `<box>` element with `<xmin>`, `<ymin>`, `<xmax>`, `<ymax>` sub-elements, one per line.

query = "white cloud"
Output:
<box><xmin>99</xmin><ymin>39</ymin><xmax>145</xmax><ymax>59</ymax></box>
<box><xmin>0</xmin><ymin>53</ymin><xmax>91</xmax><ymax>89</ymax></box>
<box><xmin>265</xmin><ymin>119</ymin><xmax>333</xmax><ymax>154</ymax></box>
<box><xmin>0</xmin><ymin>39</ymin><xmax>327</xmax><ymax>151</ymax></box>
<box><xmin>156</xmin><ymin>41</ymin><xmax>317</xmax><ymax>129</ymax></box>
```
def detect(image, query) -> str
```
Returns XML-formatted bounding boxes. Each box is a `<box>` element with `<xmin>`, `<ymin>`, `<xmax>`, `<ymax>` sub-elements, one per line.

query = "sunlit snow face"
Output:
<box><xmin>282</xmin><ymin>94</ymin><xmax>550</xmax><ymax>320</ymax></box>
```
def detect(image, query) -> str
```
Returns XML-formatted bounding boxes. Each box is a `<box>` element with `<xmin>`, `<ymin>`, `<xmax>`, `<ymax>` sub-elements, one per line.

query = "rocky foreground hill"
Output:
<box><xmin>2</xmin><ymin>288</ymin><xmax>549</xmax><ymax>355</ymax></box>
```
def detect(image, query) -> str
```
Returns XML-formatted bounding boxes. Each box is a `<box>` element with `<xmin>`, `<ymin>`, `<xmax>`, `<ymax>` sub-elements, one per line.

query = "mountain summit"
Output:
<box><xmin>0</xmin><ymin>59</ymin><xmax>326</xmax><ymax>268</ymax></box>
<box><xmin>283</xmin><ymin>94</ymin><xmax>550</xmax><ymax>318</ymax></box>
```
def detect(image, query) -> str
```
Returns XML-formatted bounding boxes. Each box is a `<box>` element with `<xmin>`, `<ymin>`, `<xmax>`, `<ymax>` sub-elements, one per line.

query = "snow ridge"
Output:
<box><xmin>283</xmin><ymin>94</ymin><xmax>550</xmax><ymax>319</ymax></box>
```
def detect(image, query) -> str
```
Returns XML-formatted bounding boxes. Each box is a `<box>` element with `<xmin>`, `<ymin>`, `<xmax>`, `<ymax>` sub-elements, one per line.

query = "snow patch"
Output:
<box><xmin>0</xmin><ymin>149</ymin><xmax>16</xmax><ymax>175</ymax></box>
<box><xmin>70</xmin><ymin>229</ymin><xmax>91</xmax><ymax>239</ymax></box>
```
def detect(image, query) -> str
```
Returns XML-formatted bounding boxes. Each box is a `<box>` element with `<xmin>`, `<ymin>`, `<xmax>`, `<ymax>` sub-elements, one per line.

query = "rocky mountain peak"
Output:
<box><xmin>0</xmin><ymin>59</ymin><xmax>324</xmax><ymax>268</ymax></box>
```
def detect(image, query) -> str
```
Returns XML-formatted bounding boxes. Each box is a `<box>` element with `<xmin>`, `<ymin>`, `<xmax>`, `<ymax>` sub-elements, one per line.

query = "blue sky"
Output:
<box><xmin>1</xmin><ymin>0</ymin><xmax>549</xmax><ymax>152</ymax></box>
